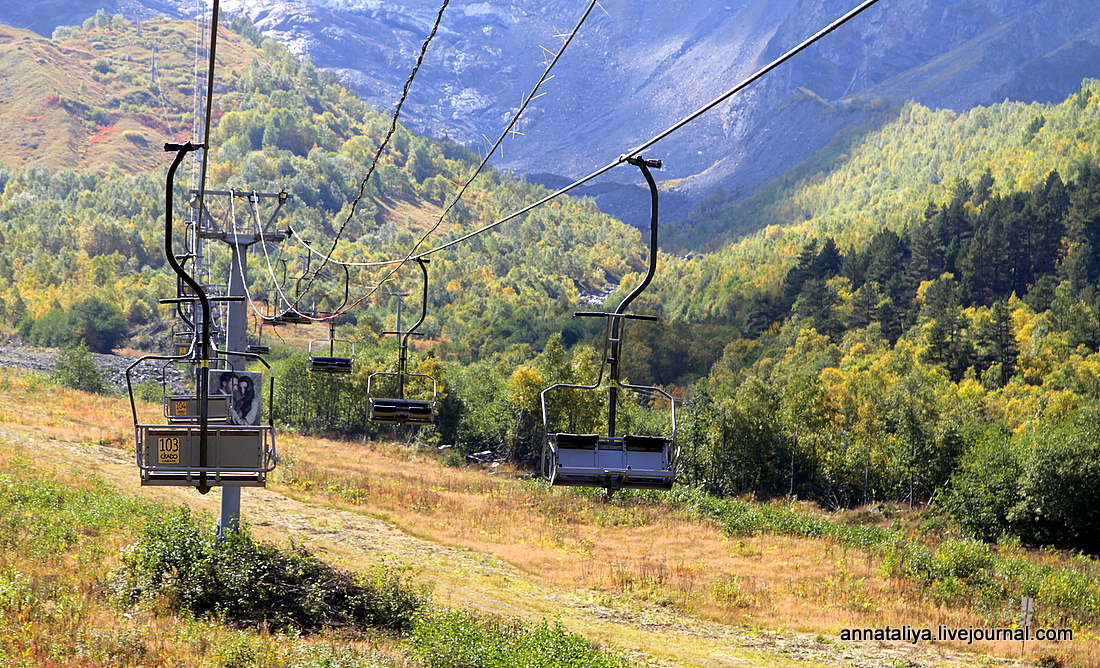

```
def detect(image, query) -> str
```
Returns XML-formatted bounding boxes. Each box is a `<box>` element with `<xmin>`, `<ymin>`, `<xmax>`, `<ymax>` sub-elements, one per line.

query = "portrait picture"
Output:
<box><xmin>208</xmin><ymin>369</ymin><xmax>264</xmax><ymax>426</ymax></box>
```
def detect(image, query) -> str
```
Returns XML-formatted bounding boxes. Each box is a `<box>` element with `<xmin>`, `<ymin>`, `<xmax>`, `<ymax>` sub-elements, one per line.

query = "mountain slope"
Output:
<box><xmin>657</xmin><ymin>79</ymin><xmax>1100</xmax><ymax>327</ymax></box>
<box><xmin>6</xmin><ymin>0</ymin><xmax>1100</xmax><ymax>233</ymax></box>
<box><xmin>0</xmin><ymin>20</ymin><xmax>256</xmax><ymax>173</ymax></box>
<box><xmin>0</xmin><ymin>16</ymin><xmax>654</xmax><ymax>364</ymax></box>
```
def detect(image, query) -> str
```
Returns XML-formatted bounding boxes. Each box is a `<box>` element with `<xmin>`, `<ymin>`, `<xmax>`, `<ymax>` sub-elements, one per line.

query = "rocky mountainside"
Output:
<box><xmin>5</xmin><ymin>0</ymin><xmax>1100</xmax><ymax>230</ymax></box>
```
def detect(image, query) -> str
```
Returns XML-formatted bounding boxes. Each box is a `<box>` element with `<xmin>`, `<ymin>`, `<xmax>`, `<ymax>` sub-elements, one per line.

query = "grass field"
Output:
<box><xmin>1</xmin><ymin>364</ymin><xmax>1097</xmax><ymax>667</ymax></box>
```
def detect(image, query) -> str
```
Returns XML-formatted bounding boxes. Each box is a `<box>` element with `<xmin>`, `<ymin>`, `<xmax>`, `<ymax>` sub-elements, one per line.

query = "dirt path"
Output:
<box><xmin>5</xmin><ymin>425</ymin><xmax>1022</xmax><ymax>668</ymax></box>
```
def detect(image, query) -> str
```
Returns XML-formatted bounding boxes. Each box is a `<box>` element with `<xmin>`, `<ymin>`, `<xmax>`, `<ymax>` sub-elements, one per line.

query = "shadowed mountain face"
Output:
<box><xmin>6</xmin><ymin>0</ymin><xmax>1100</xmax><ymax>227</ymax></box>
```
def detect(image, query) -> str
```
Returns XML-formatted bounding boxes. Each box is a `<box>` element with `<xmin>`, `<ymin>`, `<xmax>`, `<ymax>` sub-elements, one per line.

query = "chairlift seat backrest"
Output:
<box><xmin>247</xmin><ymin>345</ymin><xmax>271</xmax><ymax>355</ymax></box>
<box><xmin>552</xmin><ymin>433</ymin><xmax>598</xmax><ymax>449</ymax></box>
<box><xmin>309</xmin><ymin>355</ymin><xmax>354</xmax><ymax>373</ymax></box>
<box><xmin>368</xmin><ymin>397</ymin><xmax>435</xmax><ymax>425</ymax></box>
<box><xmin>164</xmin><ymin>395</ymin><xmax>232</xmax><ymax>423</ymax></box>
<box><xmin>624</xmin><ymin>435</ymin><xmax>668</xmax><ymax>452</ymax></box>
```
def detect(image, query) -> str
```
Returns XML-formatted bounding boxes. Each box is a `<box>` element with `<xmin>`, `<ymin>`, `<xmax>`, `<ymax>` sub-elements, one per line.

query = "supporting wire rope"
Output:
<box><xmin>227</xmin><ymin>193</ymin><xmax>270</xmax><ymax>321</ymax></box>
<box><xmin>265</xmin><ymin>0</ymin><xmax>885</xmax><ymax>326</ymax></box>
<box><xmin>192</xmin><ymin>0</ymin><xmax>221</xmax><ymax>235</ymax></box>
<box><xmin>293</xmin><ymin>0</ymin><xmax>451</xmax><ymax>313</ymax></box>
<box><xmin>285</xmin><ymin>0</ymin><xmax>605</xmax><ymax>318</ymax></box>
<box><xmin>287</xmin><ymin>0</ymin><xmax>884</xmax><ymax>278</ymax></box>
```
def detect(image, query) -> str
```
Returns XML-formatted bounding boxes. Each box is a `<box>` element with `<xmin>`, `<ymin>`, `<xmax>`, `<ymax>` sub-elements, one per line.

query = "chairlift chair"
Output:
<box><xmin>309</xmin><ymin>317</ymin><xmax>354</xmax><ymax>373</ymax></box>
<box><xmin>275</xmin><ymin>309</ymin><xmax>315</xmax><ymax>325</ymax></box>
<box><xmin>173</xmin><ymin>330</ymin><xmax>196</xmax><ymax>357</ymax></box>
<box><xmin>367</xmin><ymin>258</ymin><xmax>437</xmax><ymax>425</ymax></box>
<box><xmin>129</xmin><ymin>346</ymin><xmax>278</xmax><ymax>491</ymax></box>
<box><xmin>540</xmin><ymin>157</ymin><xmax>677</xmax><ymax>493</ymax></box>
<box><xmin>130</xmin><ymin>141</ymin><xmax>278</xmax><ymax>493</ymax></box>
<box><xmin>247</xmin><ymin>316</ymin><xmax>271</xmax><ymax>355</ymax></box>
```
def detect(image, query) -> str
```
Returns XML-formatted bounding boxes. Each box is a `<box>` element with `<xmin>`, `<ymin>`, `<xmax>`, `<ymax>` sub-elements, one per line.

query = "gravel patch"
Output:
<box><xmin>0</xmin><ymin>344</ymin><xmax>187</xmax><ymax>393</ymax></box>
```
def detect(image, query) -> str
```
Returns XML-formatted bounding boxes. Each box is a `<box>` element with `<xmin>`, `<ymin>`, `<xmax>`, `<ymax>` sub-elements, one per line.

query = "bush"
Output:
<box><xmin>51</xmin><ymin>344</ymin><xmax>110</xmax><ymax>394</ymax></box>
<box><xmin>113</xmin><ymin>508</ymin><xmax>428</xmax><ymax>633</ymax></box>
<box><xmin>440</xmin><ymin>451</ymin><xmax>464</xmax><ymax>468</ymax></box>
<box><xmin>411</xmin><ymin>610</ymin><xmax>633</xmax><ymax>668</ymax></box>
<box><xmin>22</xmin><ymin>297</ymin><xmax>129</xmax><ymax>353</ymax></box>
<box><xmin>1009</xmin><ymin>411</ymin><xmax>1100</xmax><ymax>553</ymax></box>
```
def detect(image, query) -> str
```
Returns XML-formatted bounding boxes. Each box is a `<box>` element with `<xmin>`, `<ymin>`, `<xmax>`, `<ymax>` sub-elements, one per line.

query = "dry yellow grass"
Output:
<box><xmin>271</xmin><ymin>434</ymin><xmax>1099</xmax><ymax>666</ymax></box>
<box><xmin>1</xmin><ymin>365</ymin><xmax>1096</xmax><ymax>666</ymax></box>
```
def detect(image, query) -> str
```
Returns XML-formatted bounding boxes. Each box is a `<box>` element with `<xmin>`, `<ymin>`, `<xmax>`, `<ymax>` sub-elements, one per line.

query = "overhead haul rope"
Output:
<box><xmin>289</xmin><ymin>0</ymin><xmax>452</xmax><ymax>318</ymax></box>
<box><xmin>192</xmin><ymin>0</ymin><xmax>222</xmax><ymax>234</ymax></box>
<box><xmin>288</xmin><ymin>0</ymin><xmax>884</xmax><ymax>286</ymax></box>
<box><xmin>250</xmin><ymin>192</ymin><xmax>382</xmax><ymax>317</ymax></box>
<box><xmin>287</xmin><ymin>0</ymin><xmax>605</xmax><ymax>317</ymax></box>
<box><xmin>251</xmin><ymin>193</ymin><xmax>300</xmax><ymax>314</ymax></box>
<box><xmin>227</xmin><ymin>192</ymin><xmax>271</xmax><ymax>321</ymax></box>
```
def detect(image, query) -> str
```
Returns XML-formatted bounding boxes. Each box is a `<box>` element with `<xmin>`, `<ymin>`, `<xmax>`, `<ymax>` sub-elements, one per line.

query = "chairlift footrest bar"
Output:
<box><xmin>141</xmin><ymin>472</ymin><xmax>267</xmax><ymax>487</ymax></box>
<box><xmin>572</xmin><ymin>311</ymin><xmax>660</xmax><ymax>321</ymax></box>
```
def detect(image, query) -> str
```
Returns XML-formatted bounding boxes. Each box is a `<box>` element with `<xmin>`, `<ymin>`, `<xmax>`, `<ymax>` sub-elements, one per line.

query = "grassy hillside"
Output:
<box><xmin>0</xmin><ymin>15</ymin><xmax>259</xmax><ymax>173</ymax></box>
<box><xmin>1</xmin><ymin>363</ymin><xmax>1097</xmax><ymax>667</ymax></box>
<box><xmin>0</xmin><ymin>13</ymin><xmax>651</xmax><ymax>360</ymax></box>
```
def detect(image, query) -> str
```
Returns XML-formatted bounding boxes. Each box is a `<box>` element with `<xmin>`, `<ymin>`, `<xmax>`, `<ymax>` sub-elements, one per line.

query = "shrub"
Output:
<box><xmin>440</xmin><ymin>451</ymin><xmax>464</xmax><ymax>468</ymax></box>
<box><xmin>411</xmin><ymin>610</ymin><xmax>633</xmax><ymax>668</ymax></box>
<box><xmin>1010</xmin><ymin>411</ymin><xmax>1100</xmax><ymax>553</ymax></box>
<box><xmin>51</xmin><ymin>344</ymin><xmax>110</xmax><ymax>394</ymax></box>
<box><xmin>22</xmin><ymin>297</ymin><xmax>129</xmax><ymax>353</ymax></box>
<box><xmin>113</xmin><ymin>508</ymin><xmax>428</xmax><ymax>633</ymax></box>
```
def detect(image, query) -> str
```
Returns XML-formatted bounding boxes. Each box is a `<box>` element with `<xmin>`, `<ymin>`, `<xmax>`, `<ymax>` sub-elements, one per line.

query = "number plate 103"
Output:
<box><xmin>157</xmin><ymin>436</ymin><xmax>181</xmax><ymax>464</ymax></box>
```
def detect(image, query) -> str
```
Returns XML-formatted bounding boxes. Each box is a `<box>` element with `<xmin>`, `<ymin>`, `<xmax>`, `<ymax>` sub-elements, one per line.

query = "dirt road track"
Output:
<box><xmin>5</xmin><ymin>426</ymin><xmax>1020</xmax><ymax>668</ymax></box>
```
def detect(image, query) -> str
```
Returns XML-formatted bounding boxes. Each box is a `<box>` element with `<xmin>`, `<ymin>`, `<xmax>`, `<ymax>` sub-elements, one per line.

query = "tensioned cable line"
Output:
<box><xmin>192</xmin><ymin>0</ymin><xmax>222</xmax><ymax>232</ymax></box>
<box><xmin>285</xmin><ymin>0</ymin><xmax>605</xmax><ymax>316</ymax></box>
<box><xmin>291</xmin><ymin>0</ymin><xmax>884</xmax><ymax>277</ymax></box>
<box><xmin>289</xmin><ymin>0</ymin><xmax>452</xmax><ymax>317</ymax></box>
<box><xmin>314</xmin><ymin>0</ymin><xmax>611</xmax><ymax>319</ymax></box>
<box><xmin>426</xmin><ymin>0</ymin><xmax>887</xmax><ymax>258</ymax></box>
<box><xmin>228</xmin><ymin>193</ymin><xmax>271</xmax><ymax>320</ymax></box>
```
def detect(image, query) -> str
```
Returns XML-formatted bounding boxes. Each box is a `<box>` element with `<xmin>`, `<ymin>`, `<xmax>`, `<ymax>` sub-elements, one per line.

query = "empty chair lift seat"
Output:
<box><xmin>309</xmin><ymin>355</ymin><xmax>353</xmax><ymax>373</ymax></box>
<box><xmin>368</xmin><ymin>397</ymin><xmax>435</xmax><ymax>424</ymax></box>
<box><xmin>138</xmin><ymin>424</ymin><xmax>275</xmax><ymax>487</ymax></box>
<box><xmin>548</xmin><ymin>433</ymin><xmax>674</xmax><ymax>490</ymax></box>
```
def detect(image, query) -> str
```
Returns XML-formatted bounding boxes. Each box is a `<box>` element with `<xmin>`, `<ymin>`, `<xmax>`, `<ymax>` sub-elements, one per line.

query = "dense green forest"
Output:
<box><xmin>0</xmin><ymin>13</ymin><xmax>649</xmax><ymax>358</ymax></box>
<box><xmin>5</xmin><ymin>13</ymin><xmax>1100</xmax><ymax>553</ymax></box>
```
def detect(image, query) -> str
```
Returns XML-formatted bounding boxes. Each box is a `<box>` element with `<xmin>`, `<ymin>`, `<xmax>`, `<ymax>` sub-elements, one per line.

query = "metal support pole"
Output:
<box><xmin>607</xmin><ymin>156</ymin><xmax>661</xmax><ymax>440</ymax></box>
<box><xmin>219</xmin><ymin>235</ymin><xmax>250</xmax><ymax>535</ymax></box>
